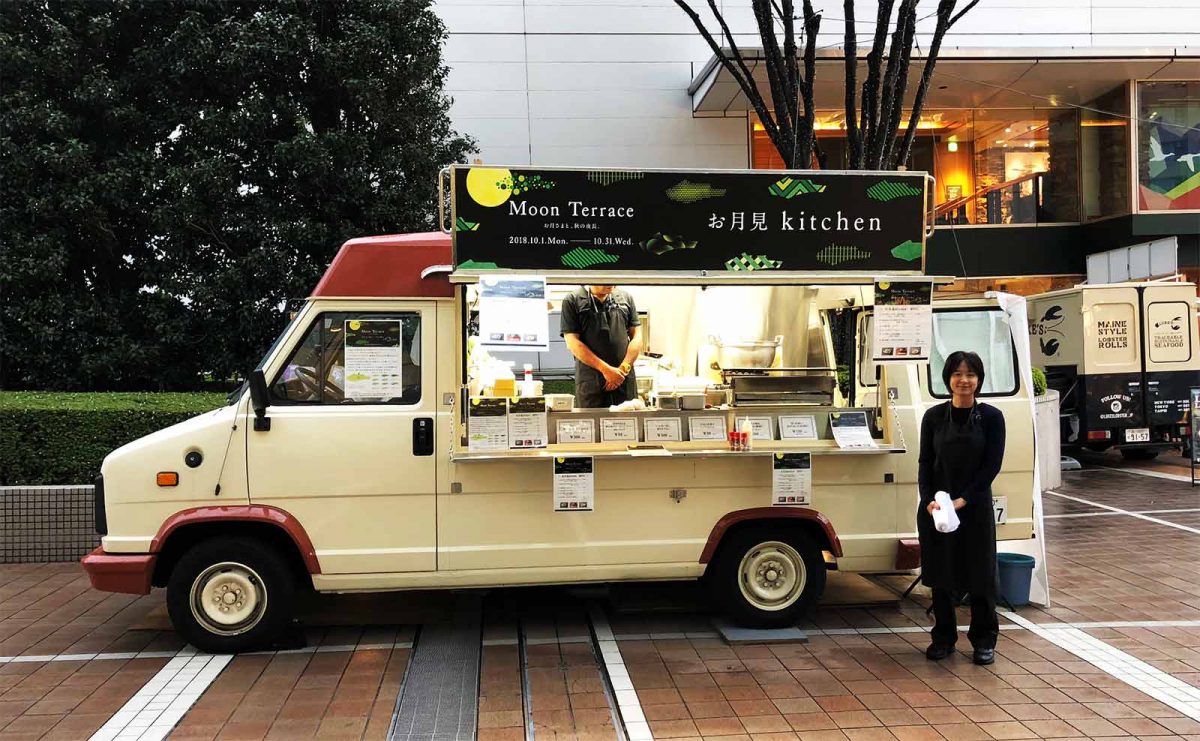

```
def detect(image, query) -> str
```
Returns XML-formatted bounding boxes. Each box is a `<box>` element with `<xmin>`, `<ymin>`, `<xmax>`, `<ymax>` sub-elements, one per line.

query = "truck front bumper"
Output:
<box><xmin>81</xmin><ymin>548</ymin><xmax>156</xmax><ymax>595</ymax></box>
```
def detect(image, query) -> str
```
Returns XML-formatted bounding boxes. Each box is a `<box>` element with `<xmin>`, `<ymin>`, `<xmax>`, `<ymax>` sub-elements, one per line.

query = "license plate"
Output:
<box><xmin>1125</xmin><ymin>428</ymin><xmax>1150</xmax><ymax>443</ymax></box>
<box><xmin>993</xmin><ymin>496</ymin><xmax>1008</xmax><ymax>525</ymax></box>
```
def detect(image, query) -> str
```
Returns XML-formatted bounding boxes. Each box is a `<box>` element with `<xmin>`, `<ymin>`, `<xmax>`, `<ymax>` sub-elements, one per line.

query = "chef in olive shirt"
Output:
<box><xmin>561</xmin><ymin>285</ymin><xmax>643</xmax><ymax>408</ymax></box>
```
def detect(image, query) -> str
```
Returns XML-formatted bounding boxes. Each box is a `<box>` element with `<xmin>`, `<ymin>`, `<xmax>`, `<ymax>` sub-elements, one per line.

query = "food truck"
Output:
<box><xmin>1029</xmin><ymin>281</ymin><xmax>1199</xmax><ymax>459</ymax></box>
<box><xmin>82</xmin><ymin>166</ymin><xmax>1041</xmax><ymax>652</ymax></box>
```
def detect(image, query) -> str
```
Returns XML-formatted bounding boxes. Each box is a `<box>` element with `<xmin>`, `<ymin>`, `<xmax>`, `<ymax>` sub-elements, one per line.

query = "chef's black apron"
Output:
<box><xmin>566</xmin><ymin>290</ymin><xmax>637</xmax><ymax>408</ymax></box>
<box><xmin>917</xmin><ymin>402</ymin><xmax>998</xmax><ymax>598</ymax></box>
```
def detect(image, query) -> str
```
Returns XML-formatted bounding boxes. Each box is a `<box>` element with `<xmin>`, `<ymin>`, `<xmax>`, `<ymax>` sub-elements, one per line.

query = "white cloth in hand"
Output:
<box><xmin>932</xmin><ymin>491</ymin><xmax>960</xmax><ymax>533</ymax></box>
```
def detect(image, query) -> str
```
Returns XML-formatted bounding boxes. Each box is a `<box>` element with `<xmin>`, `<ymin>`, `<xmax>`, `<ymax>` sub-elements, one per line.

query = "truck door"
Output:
<box><xmin>247</xmin><ymin>303</ymin><xmax>438</xmax><ymax>574</ymax></box>
<box><xmin>1081</xmin><ymin>288</ymin><xmax>1144</xmax><ymax>439</ymax></box>
<box><xmin>924</xmin><ymin>305</ymin><xmax>1035</xmax><ymax>538</ymax></box>
<box><xmin>1141</xmin><ymin>285</ymin><xmax>1198</xmax><ymax>437</ymax></box>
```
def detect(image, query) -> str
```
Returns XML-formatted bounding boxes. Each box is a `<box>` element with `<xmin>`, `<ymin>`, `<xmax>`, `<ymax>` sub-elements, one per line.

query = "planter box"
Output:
<box><xmin>1035</xmin><ymin>390</ymin><xmax>1061</xmax><ymax>491</ymax></box>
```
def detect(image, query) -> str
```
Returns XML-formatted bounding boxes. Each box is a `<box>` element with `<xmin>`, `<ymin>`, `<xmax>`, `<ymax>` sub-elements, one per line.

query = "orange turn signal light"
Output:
<box><xmin>156</xmin><ymin>472</ymin><xmax>179</xmax><ymax>487</ymax></box>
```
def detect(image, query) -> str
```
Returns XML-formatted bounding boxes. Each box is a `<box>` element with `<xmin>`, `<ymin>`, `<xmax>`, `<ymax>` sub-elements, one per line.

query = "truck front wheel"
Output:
<box><xmin>709</xmin><ymin>525</ymin><xmax>826</xmax><ymax>628</ymax></box>
<box><xmin>167</xmin><ymin>536</ymin><xmax>295</xmax><ymax>653</ymax></box>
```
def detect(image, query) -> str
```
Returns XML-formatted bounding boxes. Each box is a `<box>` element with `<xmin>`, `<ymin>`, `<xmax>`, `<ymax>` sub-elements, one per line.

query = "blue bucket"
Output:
<box><xmin>997</xmin><ymin>552</ymin><xmax>1036</xmax><ymax>607</ymax></box>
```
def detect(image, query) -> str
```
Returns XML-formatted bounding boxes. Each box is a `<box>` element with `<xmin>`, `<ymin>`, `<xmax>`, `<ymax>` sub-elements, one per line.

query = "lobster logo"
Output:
<box><xmin>1030</xmin><ymin>305</ymin><xmax>1065</xmax><ymax>357</ymax></box>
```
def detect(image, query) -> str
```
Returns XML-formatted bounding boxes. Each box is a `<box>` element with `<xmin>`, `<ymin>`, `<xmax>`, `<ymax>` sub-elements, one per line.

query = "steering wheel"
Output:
<box><xmin>292</xmin><ymin>367</ymin><xmax>343</xmax><ymax>401</ymax></box>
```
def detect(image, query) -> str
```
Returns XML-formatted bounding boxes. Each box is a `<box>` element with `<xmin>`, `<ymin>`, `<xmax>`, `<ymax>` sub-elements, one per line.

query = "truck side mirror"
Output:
<box><xmin>249</xmin><ymin>369</ymin><xmax>271</xmax><ymax>432</ymax></box>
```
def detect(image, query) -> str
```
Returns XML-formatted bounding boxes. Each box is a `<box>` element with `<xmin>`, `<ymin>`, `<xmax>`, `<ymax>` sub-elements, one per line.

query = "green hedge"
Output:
<box><xmin>0</xmin><ymin>392</ymin><xmax>226</xmax><ymax>485</ymax></box>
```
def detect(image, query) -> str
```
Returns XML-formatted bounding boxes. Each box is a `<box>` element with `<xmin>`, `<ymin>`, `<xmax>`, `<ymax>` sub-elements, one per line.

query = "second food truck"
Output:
<box><xmin>1029</xmin><ymin>281</ymin><xmax>1199</xmax><ymax>459</ymax></box>
<box><xmin>82</xmin><ymin>166</ymin><xmax>1042</xmax><ymax>652</ymax></box>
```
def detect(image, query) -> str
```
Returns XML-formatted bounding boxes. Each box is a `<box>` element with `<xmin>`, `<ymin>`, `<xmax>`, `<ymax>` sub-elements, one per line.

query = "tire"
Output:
<box><xmin>1120</xmin><ymin>448</ymin><xmax>1159</xmax><ymax>461</ymax></box>
<box><xmin>709</xmin><ymin>524</ymin><xmax>827</xmax><ymax>629</ymax></box>
<box><xmin>166</xmin><ymin>536</ymin><xmax>296</xmax><ymax>653</ymax></box>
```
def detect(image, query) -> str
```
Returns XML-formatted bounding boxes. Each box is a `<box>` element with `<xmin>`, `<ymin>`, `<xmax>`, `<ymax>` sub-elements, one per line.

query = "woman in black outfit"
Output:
<box><xmin>917</xmin><ymin>350</ymin><xmax>1006</xmax><ymax>665</ymax></box>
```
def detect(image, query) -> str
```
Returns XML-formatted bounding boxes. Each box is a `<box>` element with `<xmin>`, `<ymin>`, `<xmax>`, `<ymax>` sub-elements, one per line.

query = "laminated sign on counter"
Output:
<box><xmin>830</xmin><ymin>411</ymin><xmax>876</xmax><ymax>449</ymax></box>
<box><xmin>772</xmin><ymin>453</ymin><xmax>812</xmax><ymax>506</ymax></box>
<box><xmin>344</xmin><ymin>320</ymin><xmax>405</xmax><ymax>400</ymax></box>
<box><xmin>554</xmin><ymin>456</ymin><xmax>594</xmax><ymax>512</ymax></box>
<box><xmin>468</xmin><ymin>397</ymin><xmax>509</xmax><ymax>452</ymax></box>
<box><xmin>873</xmin><ymin>280</ymin><xmax>933</xmax><ymax>363</ymax></box>
<box><xmin>508</xmin><ymin>396</ymin><xmax>548</xmax><ymax>449</ymax></box>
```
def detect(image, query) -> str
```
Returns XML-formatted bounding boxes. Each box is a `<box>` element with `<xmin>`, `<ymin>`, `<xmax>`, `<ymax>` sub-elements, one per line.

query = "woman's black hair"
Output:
<box><xmin>942</xmin><ymin>351</ymin><xmax>986</xmax><ymax>395</ymax></box>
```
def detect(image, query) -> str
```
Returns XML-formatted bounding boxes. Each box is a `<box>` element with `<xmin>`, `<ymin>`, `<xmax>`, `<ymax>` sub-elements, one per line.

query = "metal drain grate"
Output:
<box><xmin>389</xmin><ymin>595</ymin><xmax>483</xmax><ymax>741</ymax></box>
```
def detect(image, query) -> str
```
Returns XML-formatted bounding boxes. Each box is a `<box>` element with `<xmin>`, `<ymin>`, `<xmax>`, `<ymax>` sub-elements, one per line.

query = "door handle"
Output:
<box><xmin>413</xmin><ymin>418</ymin><xmax>434</xmax><ymax>456</ymax></box>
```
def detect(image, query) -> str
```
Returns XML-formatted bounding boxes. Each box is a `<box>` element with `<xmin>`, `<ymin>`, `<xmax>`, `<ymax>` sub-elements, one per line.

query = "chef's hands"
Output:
<box><xmin>927</xmin><ymin>497</ymin><xmax>969</xmax><ymax>515</ymax></box>
<box><xmin>600</xmin><ymin>363</ymin><xmax>626</xmax><ymax>391</ymax></box>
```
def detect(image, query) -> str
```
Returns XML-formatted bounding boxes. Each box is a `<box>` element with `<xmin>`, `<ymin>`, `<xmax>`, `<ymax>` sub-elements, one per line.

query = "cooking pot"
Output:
<box><xmin>711</xmin><ymin>335</ymin><xmax>782</xmax><ymax>369</ymax></box>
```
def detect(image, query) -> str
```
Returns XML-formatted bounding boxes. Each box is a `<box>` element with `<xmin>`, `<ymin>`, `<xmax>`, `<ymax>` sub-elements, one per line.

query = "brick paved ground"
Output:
<box><xmin>167</xmin><ymin>629</ymin><xmax>412</xmax><ymax>740</ymax></box>
<box><xmin>4</xmin><ymin>465</ymin><xmax>1200</xmax><ymax>739</ymax></box>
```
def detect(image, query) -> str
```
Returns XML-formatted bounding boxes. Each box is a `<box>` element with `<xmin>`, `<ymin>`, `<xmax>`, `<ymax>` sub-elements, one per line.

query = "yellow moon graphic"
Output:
<box><xmin>466</xmin><ymin>167</ymin><xmax>513</xmax><ymax>207</ymax></box>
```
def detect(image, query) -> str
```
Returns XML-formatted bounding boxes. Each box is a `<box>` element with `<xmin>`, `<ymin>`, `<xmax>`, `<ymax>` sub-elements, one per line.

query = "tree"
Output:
<box><xmin>675</xmin><ymin>0</ymin><xmax>979</xmax><ymax>170</ymax></box>
<box><xmin>0</xmin><ymin>0</ymin><xmax>473</xmax><ymax>390</ymax></box>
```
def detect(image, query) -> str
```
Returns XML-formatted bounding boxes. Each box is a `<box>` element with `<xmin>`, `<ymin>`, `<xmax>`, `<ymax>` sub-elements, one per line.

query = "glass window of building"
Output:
<box><xmin>1080</xmin><ymin>84</ymin><xmax>1132</xmax><ymax>221</ymax></box>
<box><xmin>751</xmin><ymin>107</ymin><xmax>1081</xmax><ymax>224</ymax></box>
<box><xmin>1137</xmin><ymin>80</ymin><xmax>1200</xmax><ymax>211</ymax></box>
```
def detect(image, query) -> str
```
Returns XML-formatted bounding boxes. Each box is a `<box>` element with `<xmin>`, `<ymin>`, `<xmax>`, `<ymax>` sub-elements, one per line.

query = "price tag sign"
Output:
<box><xmin>779</xmin><ymin>415</ymin><xmax>818</xmax><ymax>440</ymax></box>
<box><xmin>688</xmin><ymin>416</ymin><xmax>727</xmax><ymax>441</ymax></box>
<box><xmin>556</xmin><ymin>418</ymin><xmax>595</xmax><ymax>444</ymax></box>
<box><xmin>737</xmin><ymin>417</ymin><xmax>774</xmax><ymax>441</ymax></box>
<box><xmin>601</xmin><ymin>417</ymin><xmax>638</xmax><ymax>442</ymax></box>
<box><xmin>644</xmin><ymin>417</ymin><xmax>682</xmax><ymax>442</ymax></box>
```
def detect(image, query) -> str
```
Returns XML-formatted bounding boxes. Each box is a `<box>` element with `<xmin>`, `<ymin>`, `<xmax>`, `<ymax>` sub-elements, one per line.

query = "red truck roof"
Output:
<box><xmin>310</xmin><ymin>232</ymin><xmax>454</xmax><ymax>299</ymax></box>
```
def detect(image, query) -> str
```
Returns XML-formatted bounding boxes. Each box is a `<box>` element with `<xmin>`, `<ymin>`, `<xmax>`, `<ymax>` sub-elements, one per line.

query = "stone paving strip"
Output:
<box><xmin>90</xmin><ymin>650</ymin><xmax>231</xmax><ymax>741</ymax></box>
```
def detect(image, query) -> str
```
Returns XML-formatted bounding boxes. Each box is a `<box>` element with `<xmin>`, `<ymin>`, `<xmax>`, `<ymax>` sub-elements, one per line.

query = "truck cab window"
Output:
<box><xmin>270</xmin><ymin>312</ymin><xmax>422</xmax><ymax>404</ymax></box>
<box><xmin>928</xmin><ymin>309</ymin><xmax>1019</xmax><ymax>397</ymax></box>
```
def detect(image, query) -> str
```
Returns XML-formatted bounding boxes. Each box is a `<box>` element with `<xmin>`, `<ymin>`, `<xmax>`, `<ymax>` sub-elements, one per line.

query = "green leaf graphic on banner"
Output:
<box><xmin>768</xmin><ymin>177</ymin><xmax>826</xmax><ymax>198</ymax></box>
<box><xmin>816</xmin><ymin>244</ymin><xmax>871</xmax><ymax>266</ymax></box>
<box><xmin>586</xmin><ymin>171</ymin><xmax>644</xmax><ymax>186</ymax></box>
<box><xmin>561</xmin><ymin>248</ymin><xmax>620</xmax><ymax>269</ymax></box>
<box><xmin>725</xmin><ymin>253</ymin><xmax>783</xmax><ymax>271</ymax></box>
<box><xmin>890</xmin><ymin>240</ymin><xmax>923</xmax><ymax>261</ymax></box>
<box><xmin>641</xmin><ymin>232</ymin><xmax>698</xmax><ymax>255</ymax></box>
<box><xmin>457</xmin><ymin>259</ymin><xmax>501</xmax><ymax>270</ymax></box>
<box><xmin>867</xmin><ymin>181</ymin><xmax>923</xmax><ymax>201</ymax></box>
<box><xmin>455</xmin><ymin>217</ymin><xmax>479</xmax><ymax>231</ymax></box>
<box><xmin>665</xmin><ymin>179</ymin><xmax>727</xmax><ymax>203</ymax></box>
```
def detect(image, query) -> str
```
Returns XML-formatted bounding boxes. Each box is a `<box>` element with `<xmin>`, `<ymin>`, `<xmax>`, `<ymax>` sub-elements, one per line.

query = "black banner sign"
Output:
<box><xmin>451</xmin><ymin>166</ymin><xmax>929</xmax><ymax>273</ymax></box>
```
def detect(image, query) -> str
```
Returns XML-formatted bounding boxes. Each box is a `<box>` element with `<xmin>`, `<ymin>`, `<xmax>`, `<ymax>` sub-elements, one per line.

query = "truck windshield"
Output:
<box><xmin>226</xmin><ymin>312</ymin><xmax>303</xmax><ymax>406</ymax></box>
<box><xmin>929</xmin><ymin>308</ymin><xmax>1019</xmax><ymax>397</ymax></box>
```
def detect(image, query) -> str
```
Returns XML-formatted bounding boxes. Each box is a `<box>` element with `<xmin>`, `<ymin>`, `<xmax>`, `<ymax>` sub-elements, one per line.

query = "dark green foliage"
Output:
<box><xmin>0</xmin><ymin>0</ymin><xmax>472</xmax><ymax>391</ymax></box>
<box><xmin>0</xmin><ymin>392</ymin><xmax>225</xmax><ymax>484</ymax></box>
<box><xmin>1032</xmin><ymin>367</ymin><xmax>1047</xmax><ymax>397</ymax></box>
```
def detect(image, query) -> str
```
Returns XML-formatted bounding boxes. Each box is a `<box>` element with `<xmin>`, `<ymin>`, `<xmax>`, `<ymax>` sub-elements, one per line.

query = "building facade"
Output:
<box><xmin>435</xmin><ymin>0</ymin><xmax>1199</xmax><ymax>289</ymax></box>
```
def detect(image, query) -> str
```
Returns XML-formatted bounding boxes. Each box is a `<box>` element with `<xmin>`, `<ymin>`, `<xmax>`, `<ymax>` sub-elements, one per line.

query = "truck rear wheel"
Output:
<box><xmin>167</xmin><ymin>536</ymin><xmax>295</xmax><ymax>653</ymax></box>
<box><xmin>709</xmin><ymin>525</ymin><xmax>826</xmax><ymax>628</ymax></box>
<box><xmin>1120</xmin><ymin>448</ymin><xmax>1159</xmax><ymax>461</ymax></box>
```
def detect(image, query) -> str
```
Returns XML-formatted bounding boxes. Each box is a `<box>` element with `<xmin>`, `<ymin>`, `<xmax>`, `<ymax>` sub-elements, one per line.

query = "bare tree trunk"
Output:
<box><xmin>842</xmin><ymin>0</ymin><xmax>862</xmax><ymax>167</ymax></box>
<box><xmin>893</xmin><ymin>0</ymin><xmax>980</xmax><ymax>168</ymax></box>
<box><xmin>878</xmin><ymin>0</ymin><xmax>919</xmax><ymax>169</ymax></box>
<box><xmin>859</xmin><ymin>0</ymin><xmax>895</xmax><ymax>168</ymax></box>
<box><xmin>675</xmin><ymin>0</ymin><xmax>980</xmax><ymax>173</ymax></box>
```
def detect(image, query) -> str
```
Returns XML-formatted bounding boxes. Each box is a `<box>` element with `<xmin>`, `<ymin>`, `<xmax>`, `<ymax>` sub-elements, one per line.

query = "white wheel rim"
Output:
<box><xmin>190</xmin><ymin>562</ymin><xmax>267</xmax><ymax>636</ymax></box>
<box><xmin>737</xmin><ymin>541</ymin><xmax>806</xmax><ymax>612</ymax></box>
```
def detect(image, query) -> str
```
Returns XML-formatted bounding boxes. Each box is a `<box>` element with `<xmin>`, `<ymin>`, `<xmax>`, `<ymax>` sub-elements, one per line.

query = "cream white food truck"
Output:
<box><xmin>83</xmin><ymin>167</ymin><xmax>1040</xmax><ymax>652</ymax></box>
<box><xmin>1029</xmin><ymin>281</ymin><xmax>1199</xmax><ymax>459</ymax></box>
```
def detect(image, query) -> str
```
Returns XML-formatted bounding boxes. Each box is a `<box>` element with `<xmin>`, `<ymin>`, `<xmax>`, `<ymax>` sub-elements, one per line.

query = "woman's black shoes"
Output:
<box><xmin>925</xmin><ymin>643</ymin><xmax>954</xmax><ymax>660</ymax></box>
<box><xmin>973</xmin><ymin>648</ymin><xmax>995</xmax><ymax>665</ymax></box>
